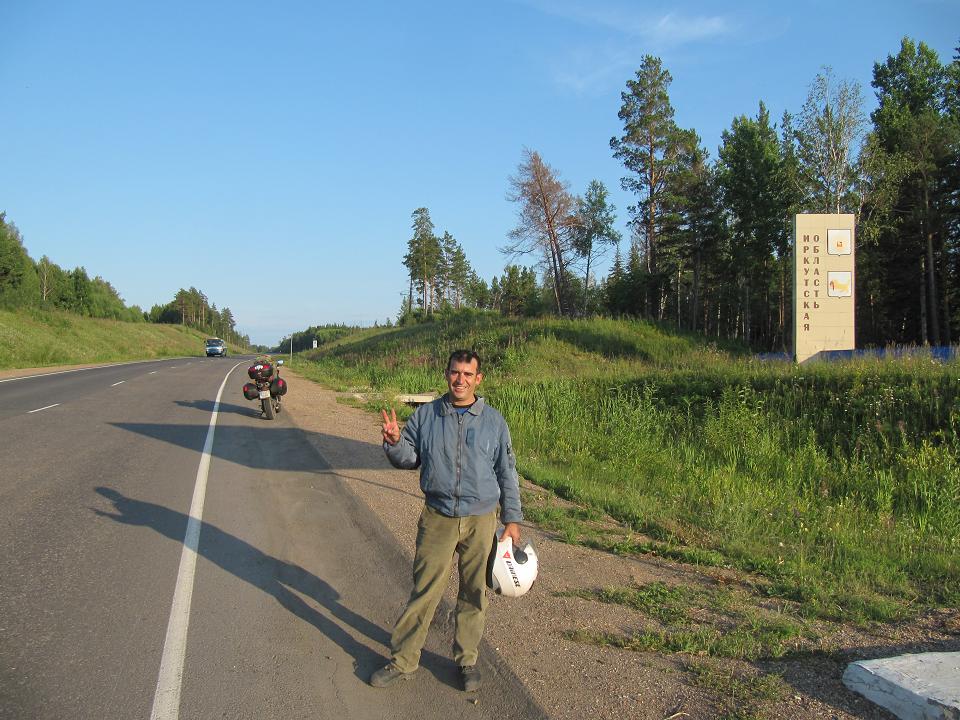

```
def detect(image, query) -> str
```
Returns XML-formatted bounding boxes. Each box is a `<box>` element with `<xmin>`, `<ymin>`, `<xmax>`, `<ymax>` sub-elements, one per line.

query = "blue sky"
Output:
<box><xmin>1</xmin><ymin>1</ymin><xmax>957</xmax><ymax>346</ymax></box>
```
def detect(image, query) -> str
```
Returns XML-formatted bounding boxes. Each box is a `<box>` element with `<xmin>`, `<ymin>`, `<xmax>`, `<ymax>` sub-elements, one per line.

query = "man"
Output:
<box><xmin>371</xmin><ymin>349</ymin><xmax>523</xmax><ymax>692</ymax></box>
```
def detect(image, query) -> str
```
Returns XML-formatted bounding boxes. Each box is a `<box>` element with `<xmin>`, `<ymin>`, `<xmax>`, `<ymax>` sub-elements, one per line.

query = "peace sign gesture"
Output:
<box><xmin>381</xmin><ymin>407</ymin><xmax>401</xmax><ymax>445</ymax></box>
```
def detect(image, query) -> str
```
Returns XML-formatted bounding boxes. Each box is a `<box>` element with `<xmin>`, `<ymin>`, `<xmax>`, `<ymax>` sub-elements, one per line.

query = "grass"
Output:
<box><xmin>500</xmin><ymin>373</ymin><xmax>959</xmax><ymax>621</ymax></box>
<box><xmin>522</xmin><ymin>491</ymin><xmax>730</xmax><ymax>567</ymax></box>
<box><xmin>558</xmin><ymin>582</ymin><xmax>697</xmax><ymax>624</ymax></box>
<box><xmin>686</xmin><ymin>661</ymin><xmax>788</xmax><ymax>720</ymax></box>
<box><xmin>0</xmin><ymin>307</ymin><xmax>245</xmax><ymax>368</ymax></box>
<box><xmin>564</xmin><ymin>621</ymin><xmax>804</xmax><ymax>661</ymax></box>
<box><xmin>560</xmin><ymin>579</ymin><xmax>811</xmax><ymax>661</ymax></box>
<box><xmin>290</xmin><ymin>309</ymin><xmax>960</xmax><ymax>623</ymax></box>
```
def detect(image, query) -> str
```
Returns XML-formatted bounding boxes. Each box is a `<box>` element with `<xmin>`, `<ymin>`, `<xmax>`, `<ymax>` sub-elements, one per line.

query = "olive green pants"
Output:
<box><xmin>390</xmin><ymin>504</ymin><xmax>498</xmax><ymax>672</ymax></box>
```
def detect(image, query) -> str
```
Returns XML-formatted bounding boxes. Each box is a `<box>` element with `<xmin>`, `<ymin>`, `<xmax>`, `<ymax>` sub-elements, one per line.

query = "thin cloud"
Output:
<box><xmin>649</xmin><ymin>12</ymin><xmax>730</xmax><ymax>44</ymax></box>
<box><xmin>551</xmin><ymin>46</ymin><xmax>637</xmax><ymax>94</ymax></box>
<box><xmin>520</xmin><ymin>0</ymin><xmax>733</xmax><ymax>46</ymax></box>
<box><xmin>518</xmin><ymin>0</ymin><xmax>735</xmax><ymax>94</ymax></box>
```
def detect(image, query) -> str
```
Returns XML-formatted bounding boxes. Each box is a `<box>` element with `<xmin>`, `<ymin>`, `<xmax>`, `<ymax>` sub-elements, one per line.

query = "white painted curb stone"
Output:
<box><xmin>843</xmin><ymin>652</ymin><xmax>960</xmax><ymax>720</ymax></box>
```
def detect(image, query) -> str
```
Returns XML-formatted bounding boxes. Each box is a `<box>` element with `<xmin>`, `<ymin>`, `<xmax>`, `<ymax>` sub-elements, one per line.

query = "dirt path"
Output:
<box><xmin>278</xmin><ymin>368</ymin><xmax>960</xmax><ymax>720</ymax></box>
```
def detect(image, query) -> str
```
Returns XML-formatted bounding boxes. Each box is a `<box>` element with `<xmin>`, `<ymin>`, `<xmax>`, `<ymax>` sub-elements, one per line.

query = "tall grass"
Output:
<box><xmin>296</xmin><ymin>311</ymin><xmax>960</xmax><ymax>621</ymax></box>
<box><xmin>0</xmin><ymin>308</ymin><xmax>228</xmax><ymax>368</ymax></box>
<box><xmin>492</xmin><ymin>372</ymin><xmax>960</xmax><ymax>620</ymax></box>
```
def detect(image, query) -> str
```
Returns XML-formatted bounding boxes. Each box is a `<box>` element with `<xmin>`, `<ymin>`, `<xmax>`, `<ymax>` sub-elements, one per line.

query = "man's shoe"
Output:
<box><xmin>369</xmin><ymin>662</ymin><xmax>415</xmax><ymax>688</ymax></box>
<box><xmin>459</xmin><ymin>664</ymin><xmax>481</xmax><ymax>692</ymax></box>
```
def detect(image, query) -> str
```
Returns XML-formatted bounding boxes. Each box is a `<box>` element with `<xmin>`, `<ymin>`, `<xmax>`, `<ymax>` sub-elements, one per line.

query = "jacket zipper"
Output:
<box><xmin>455</xmin><ymin>411</ymin><xmax>464</xmax><ymax>516</ymax></box>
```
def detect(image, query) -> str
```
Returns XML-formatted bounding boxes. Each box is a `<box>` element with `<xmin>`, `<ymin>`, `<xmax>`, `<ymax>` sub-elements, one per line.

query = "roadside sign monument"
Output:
<box><xmin>793</xmin><ymin>214</ymin><xmax>856</xmax><ymax>363</ymax></box>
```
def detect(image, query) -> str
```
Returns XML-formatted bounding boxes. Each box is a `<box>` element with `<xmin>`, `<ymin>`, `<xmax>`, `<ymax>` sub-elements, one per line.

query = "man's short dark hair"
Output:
<box><xmin>447</xmin><ymin>349</ymin><xmax>481</xmax><ymax>372</ymax></box>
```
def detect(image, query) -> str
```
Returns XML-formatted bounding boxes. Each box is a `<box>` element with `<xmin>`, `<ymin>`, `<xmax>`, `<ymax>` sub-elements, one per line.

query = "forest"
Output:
<box><xmin>0</xmin><ymin>212</ymin><xmax>249</xmax><ymax>347</ymax></box>
<box><xmin>399</xmin><ymin>37</ymin><xmax>959</xmax><ymax>352</ymax></box>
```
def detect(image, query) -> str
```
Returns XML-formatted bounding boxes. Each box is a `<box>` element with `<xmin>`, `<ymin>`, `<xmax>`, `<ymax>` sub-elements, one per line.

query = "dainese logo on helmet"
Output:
<box><xmin>502</xmin><ymin>554</ymin><xmax>523</xmax><ymax>588</ymax></box>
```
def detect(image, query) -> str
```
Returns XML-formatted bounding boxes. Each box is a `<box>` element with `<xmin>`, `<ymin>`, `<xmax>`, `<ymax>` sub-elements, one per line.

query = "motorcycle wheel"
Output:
<box><xmin>275</xmin><ymin>397</ymin><xmax>282</xmax><ymax>414</ymax></box>
<box><xmin>261</xmin><ymin>396</ymin><xmax>275</xmax><ymax>420</ymax></box>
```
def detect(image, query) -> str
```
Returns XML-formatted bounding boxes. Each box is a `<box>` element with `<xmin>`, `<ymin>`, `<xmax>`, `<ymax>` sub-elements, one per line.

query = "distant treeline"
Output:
<box><xmin>147</xmin><ymin>288</ymin><xmax>250</xmax><ymax>349</ymax></box>
<box><xmin>0</xmin><ymin>212</ymin><xmax>249</xmax><ymax>347</ymax></box>
<box><xmin>0</xmin><ymin>212</ymin><xmax>144</xmax><ymax>322</ymax></box>
<box><xmin>400</xmin><ymin>36</ymin><xmax>960</xmax><ymax>353</ymax></box>
<box><xmin>278</xmin><ymin>324</ymin><xmax>358</xmax><ymax>354</ymax></box>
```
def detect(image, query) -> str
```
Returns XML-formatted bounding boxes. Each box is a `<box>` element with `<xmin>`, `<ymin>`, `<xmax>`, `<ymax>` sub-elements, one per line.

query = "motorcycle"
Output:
<box><xmin>242</xmin><ymin>358</ymin><xmax>288</xmax><ymax>420</ymax></box>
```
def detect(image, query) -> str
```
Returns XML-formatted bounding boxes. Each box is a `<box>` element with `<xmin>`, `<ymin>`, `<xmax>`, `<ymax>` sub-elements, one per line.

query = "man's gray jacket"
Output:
<box><xmin>383</xmin><ymin>395</ymin><xmax>523</xmax><ymax>523</ymax></box>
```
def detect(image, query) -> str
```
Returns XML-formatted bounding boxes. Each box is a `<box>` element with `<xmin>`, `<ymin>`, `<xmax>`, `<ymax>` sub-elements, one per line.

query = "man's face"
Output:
<box><xmin>445</xmin><ymin>358</ymin><xmax>482</xmax><ymax>405</ymax></box>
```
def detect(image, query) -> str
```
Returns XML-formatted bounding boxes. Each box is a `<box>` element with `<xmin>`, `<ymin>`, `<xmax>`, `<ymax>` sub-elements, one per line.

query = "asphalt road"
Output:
<box><xmin>0</xmin><ymin>357</ymin><xmax>546</xmax><ymax>720</ymax></box>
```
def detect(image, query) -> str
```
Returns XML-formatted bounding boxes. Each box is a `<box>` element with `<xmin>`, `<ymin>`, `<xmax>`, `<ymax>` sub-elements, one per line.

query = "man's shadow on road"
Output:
<box><xmin>92</xmin><ymin>486</ymin><xmax>453</xmax><ymax>687</ymax></box>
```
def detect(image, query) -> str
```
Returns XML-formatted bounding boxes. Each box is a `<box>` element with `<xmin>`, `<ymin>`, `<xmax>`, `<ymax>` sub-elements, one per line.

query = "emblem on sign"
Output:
<box><xmin>828</xmin><ymin>271</ymin><xmax>852</xmax><ymax>297</ymax></box>
<box><xmin>827</xmin><ymin>228</ymin><xmax>852</xmax><ymax>255</ymax></box>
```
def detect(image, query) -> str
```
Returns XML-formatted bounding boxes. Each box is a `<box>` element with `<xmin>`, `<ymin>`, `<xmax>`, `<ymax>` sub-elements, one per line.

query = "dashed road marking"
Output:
<box><xmin>0</xmin><ymin>358</ymin><xmax>189</xmax><ymax>384</ymax></box>
<box><xmin>27</xmin><ymin>404</ymin><xmax>60</xmax><ymax>414</ymax></box>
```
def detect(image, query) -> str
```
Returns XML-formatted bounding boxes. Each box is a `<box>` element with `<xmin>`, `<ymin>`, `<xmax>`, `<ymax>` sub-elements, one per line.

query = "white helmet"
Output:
<box><xmin>486</xmin><ymin>527</ymin><xmax>538</xmax><ymax>598</ymax></box>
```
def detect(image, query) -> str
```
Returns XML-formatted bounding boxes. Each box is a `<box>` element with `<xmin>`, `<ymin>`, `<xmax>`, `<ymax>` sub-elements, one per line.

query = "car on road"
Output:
<box><xmin>205</xmin><ymin>338</ymin><xmax>227</xmax><ymax>357</ymax></box>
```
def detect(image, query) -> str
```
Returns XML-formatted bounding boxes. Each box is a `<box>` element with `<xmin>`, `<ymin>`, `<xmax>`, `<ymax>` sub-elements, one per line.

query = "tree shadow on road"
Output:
<box><xmin>91</xmin><ymin>486</ymin><xmax>455</xmax><ymax>687</ymax></box>
<box><xmin>108</xmin><ymin>420</ymin><xmax>426</xmax><ymax>504</ymax></box>
<box><xmin>109</xmin><ymin>422</ymin><xmax>392</xmax><ymax>472</ymax></box>
<box><xmin>173</xmin><ymin>399</ymin><xmax>254</xmax><ymax>416</ymax></box>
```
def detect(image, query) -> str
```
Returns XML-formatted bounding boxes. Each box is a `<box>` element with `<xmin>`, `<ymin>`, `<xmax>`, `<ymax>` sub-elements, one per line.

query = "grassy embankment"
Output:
<box><xmin>291</xmin><ymin>311</ymin><xmax>959</xmax><ymax>656</ymax></box>
<box><xmin>0</xmin><ymin>307</ymin><xmax>239</xmax><ymax>369</ymax></box>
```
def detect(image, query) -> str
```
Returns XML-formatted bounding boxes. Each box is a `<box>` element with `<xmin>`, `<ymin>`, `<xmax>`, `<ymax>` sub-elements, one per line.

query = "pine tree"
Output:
<box><xmin>610</xmin><ymin>55</ymin><xmax>689</xmax><ymax>319</ymax></box>
<box><xmin>868</xmin><ymin>37</ymin><xmax>960</xmax><ymax>344</ymax></box>
<box><xmin>718</xmin><ymin>103</ymin><xmax>792</xmax><ymax>346</ymax></box>
<box><xmin>403</xmin><ymin>208</ymin><xmax>442</xmax><ymax>315</ymax></box>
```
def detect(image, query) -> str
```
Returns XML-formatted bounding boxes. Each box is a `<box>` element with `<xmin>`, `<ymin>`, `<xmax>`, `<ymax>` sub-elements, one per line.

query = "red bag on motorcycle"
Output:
<box><xmin>248</xmin><ymin>362</ymin><xmax>273</xmax><ymax>381</ymax></box>
<box><xmin>270</xmin><ymin>377</ymin><xmax>287</xmax><ymax>397</ymax></box>
<box><xmin>242</xmin><ymin>383</ymin><xmax>259</xmax><ymax>400</ymax></box>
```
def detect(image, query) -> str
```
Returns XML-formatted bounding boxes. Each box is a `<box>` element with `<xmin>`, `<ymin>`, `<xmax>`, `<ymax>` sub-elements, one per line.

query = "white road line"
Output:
<box><xmin>150</xmin><ymin>371</ymin><xmax>158</xmax><ymax>375</ymax></box>
<box><xmin>27</xmin><ymin>404</ymin><xmax>60</xmax><ymax>413</ymax></box>
<box><xmin>111</xmin><ymin>381</ymin><xmax>125</xmax><ymax>387</ymax></box>
<box><xmin>149</xmin><ymin>363</ymin><xmax>241</xmax><ymax>720</ymax></box>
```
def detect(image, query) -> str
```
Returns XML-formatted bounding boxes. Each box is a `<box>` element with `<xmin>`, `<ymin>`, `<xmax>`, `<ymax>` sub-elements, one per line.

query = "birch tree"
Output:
<box><xmin>572</xmin><ymin>180</ymin><xmax>620</xmax><ymax>315</ymax></box>
<box><xmin>795</xmin><ymin>67</ymin><xmax>867</xmax><ymax>213</ymax></box>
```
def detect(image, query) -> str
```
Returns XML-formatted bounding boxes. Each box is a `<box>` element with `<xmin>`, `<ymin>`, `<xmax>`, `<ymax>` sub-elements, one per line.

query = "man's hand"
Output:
<box><xmin>501</xmin><ymin>522</ymin><xmax>521</xmax><ymax>547</ymax></box>
<box><xmin>381</xmin><ymin>408</ymin><xmax>401</xmax><ymax>445</ymax></box>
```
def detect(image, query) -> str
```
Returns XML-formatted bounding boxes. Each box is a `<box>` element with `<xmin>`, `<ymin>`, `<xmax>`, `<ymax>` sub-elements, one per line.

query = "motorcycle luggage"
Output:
<box><xmin>242</xmin><ymin>383</ymin><xmax>259</xmax><ymax>400</ymax></box>
<box><xmin>248</xmin><ymin>362</ymin><xmax>273</xmax><ymax>381</ymax></box>
<box><xmin>270</xmin><ymin>377</ymin><xmax>288</xmax><ymax>396</ymax></box>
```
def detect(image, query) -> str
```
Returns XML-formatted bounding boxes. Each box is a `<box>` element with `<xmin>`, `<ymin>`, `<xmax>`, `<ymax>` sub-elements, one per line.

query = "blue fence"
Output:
<box><xmin>756</xmin><ymin>346</ymin><xmax>960</xmax><ymax>363</ymax></box>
